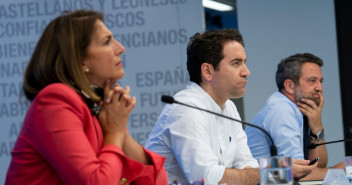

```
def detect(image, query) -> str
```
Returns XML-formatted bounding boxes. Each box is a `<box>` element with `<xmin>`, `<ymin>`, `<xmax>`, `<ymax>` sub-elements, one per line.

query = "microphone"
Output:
<box><xmin>307</xmin><ymin>138</ymin><xmax>352</xmax><ymax>149</ymax></box>
<box><xmin>161</xmin><ymin>95</ymin><xmax>278</xmax><ymax>156</ymax></box>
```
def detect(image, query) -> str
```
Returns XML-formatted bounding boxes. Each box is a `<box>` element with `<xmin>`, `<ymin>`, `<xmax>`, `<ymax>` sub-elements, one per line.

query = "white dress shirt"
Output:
<box><xmin>145</xmin><ymin>82</ymin><xmax>258</xmax><ymax>185</ymax></box>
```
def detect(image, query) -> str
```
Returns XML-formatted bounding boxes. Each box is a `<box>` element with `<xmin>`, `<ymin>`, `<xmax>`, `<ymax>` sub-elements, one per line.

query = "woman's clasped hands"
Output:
<box><xmin>98</xmin><ymin>79</ymin><xmax>136</xmax><ymax>148</ymax></box>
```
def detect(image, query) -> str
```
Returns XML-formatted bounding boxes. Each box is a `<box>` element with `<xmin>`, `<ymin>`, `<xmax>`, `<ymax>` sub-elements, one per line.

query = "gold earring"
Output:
<box><xmin>85</xmin><ymin>68</ymin><xmax>90</xmax><ymax>73</ymax></box>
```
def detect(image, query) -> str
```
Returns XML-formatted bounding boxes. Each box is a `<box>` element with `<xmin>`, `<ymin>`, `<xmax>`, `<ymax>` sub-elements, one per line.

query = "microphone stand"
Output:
<box><xmin>161</xmin><ymin>95</ymin><xmax>278</xmax><ymax>156</ymax></box>
<box><xmin>308</xmin><ymin>138</ymin><xmax>352</xmax><ymax>149</ymax></box>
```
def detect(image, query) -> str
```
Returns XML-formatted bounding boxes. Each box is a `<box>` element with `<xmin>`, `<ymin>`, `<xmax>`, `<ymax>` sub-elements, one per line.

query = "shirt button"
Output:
<box><xmin>157</xmin><ymin>173</ymin><xmax>160</xmax><ymax>178</ymax></box>
<box><xmin>120</xmin><ymin>177</ymin><xmax>127</xmax><ymax>184</ymax></box>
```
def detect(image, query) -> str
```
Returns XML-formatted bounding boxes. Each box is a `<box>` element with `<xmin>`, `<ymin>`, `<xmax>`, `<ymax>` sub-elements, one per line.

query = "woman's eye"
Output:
<box><xmin>104</xmin><ymin>36</ymin><xmax>112</xmax><ymax>45</ymax></box>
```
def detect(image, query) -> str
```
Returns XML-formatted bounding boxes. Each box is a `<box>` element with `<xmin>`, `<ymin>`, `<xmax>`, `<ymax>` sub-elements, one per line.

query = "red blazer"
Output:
<box><xmin>5</xmin><ymin>83</ymin><xmax>167</xmax><ymax>185</ymax></box>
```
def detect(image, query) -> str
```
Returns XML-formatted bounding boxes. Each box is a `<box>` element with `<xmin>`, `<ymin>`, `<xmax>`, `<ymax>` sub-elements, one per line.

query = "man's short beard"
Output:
<box><xmin>294</xmin><ymin>88</ymin><xmax>320</xmax><ymax>106</ymax></box>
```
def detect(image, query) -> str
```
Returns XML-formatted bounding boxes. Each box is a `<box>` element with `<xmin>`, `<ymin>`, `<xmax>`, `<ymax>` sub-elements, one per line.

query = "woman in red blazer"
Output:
<box><xmin>5</xmin><ymin>10</ymin><xmax>167</xmax><ymax>185</ymax></box>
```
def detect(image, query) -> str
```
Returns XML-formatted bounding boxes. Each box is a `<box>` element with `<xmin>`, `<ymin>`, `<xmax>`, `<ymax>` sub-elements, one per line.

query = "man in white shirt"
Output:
<box><xmin>145</xmin><ymin>29</ymin><xmax>315</xmax><ymax>185</ymax></box>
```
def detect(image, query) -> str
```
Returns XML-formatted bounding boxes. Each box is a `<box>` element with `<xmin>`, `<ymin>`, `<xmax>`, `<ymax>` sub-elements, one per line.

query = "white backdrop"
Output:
<box><xmin>237</xmin><ymin>0</ymin><xmax>344</xmax><ymax>167</ymax></box>
<box><xmin>0</xmin><ymin>0</ymin><xmax>204</xmax><ymax>183</ymax></box>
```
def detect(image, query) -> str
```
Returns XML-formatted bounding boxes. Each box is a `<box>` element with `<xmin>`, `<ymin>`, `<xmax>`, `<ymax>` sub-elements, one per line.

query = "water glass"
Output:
<box><xmin>345</xmin><ymin>156</ymin><xmax>352</xmax><ymax>183</ymax></box>
<box><xmin>259</xmin><ymin>156</ymin><xmax>293</xmax><ymax>185</ymax></box>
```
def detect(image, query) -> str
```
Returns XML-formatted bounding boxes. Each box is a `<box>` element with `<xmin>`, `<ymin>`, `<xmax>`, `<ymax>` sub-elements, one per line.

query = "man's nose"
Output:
<box><xmin>242</xmin><ymin>64</ymin><xmax>250</xmax><ymax>77</ymax></box>
<box><xmin>315</xmin><ymin>81</ymin><xmax>323</xmax><ymax>92</ymax></box>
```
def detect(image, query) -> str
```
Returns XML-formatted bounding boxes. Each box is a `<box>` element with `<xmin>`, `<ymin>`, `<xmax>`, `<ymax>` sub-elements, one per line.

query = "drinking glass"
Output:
<box><xmin>259</xmin><ymin>156</ymin><xmax>293</xmax><ymax>185</ymax></box>
<box><xmin>344</xmin><ymin>156</ymin><xmax>352</xmax><ymax>183</ymax></box>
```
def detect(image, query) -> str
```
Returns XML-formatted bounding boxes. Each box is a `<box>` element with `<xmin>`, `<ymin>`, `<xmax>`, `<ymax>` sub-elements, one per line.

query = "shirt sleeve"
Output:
<box><xmin>264</xmin><ymin>104</ymin><xmax>304</xmax><ymax>159</ymax></box>
<box><xmin>28</xmin><ymin>84</ymin><xmax>167</xmax><ymax>185</ymax></box>
<box><xmin>166</xmin><ymin>104</ymin><xmax>225</xmax><ymax>185</ymax></box>
<box><xmin>232</xmin><ymin>127</ymin><xmax>259</xmax><ymax>169</ymax></box>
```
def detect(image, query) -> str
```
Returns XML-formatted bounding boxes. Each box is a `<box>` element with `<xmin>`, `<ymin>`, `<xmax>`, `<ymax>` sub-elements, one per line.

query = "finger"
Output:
<box><xmin>314</xmin><ymin>162</ymin><xmax>318</xmax><ymax>167</ymax></box>
<box><xmin>300</xmin><ymin>98</ymin><xmax>317</xmax><ymax>109</ymax></box>
<box><xmin>301</xmin><ymin>164</ymin><xmax>316</xmax><ymax>177</ymax></box>
<box><xmin>302</xmin><ymin>166</ymin><xmax>315</xmax><ymax>176</ymax></box>
<box><xmin>298</xmin><ymin>102</ymin><xmax>317</xmax><ymax>115</ymax></box>
<box><xmin>112</xmin><ymin>84</ymin><xmax>125</xmax><ymax>101</ymax></box>
<box><xmin>297</xmin><ymin>102</ymin><xmax>311</xmax><ymax>113</ymax></box>
<box><xmin>122</xmin><ymin>94</ymin><xmax>131</xmax><ymax>100</ymax></box>
<box><xmin>103</xmin><ymin>79</ymin><xmax>114</xmax><ymax>103</ymax></box>
<box><xmin>111</xmin><ymin>89</ymin><xmax>122</xmax><ymax>103</ymax></box>
<box><xmin>112</xmin><ymin>85</ymin><xmax>125</xmax><ymax>94</ymax></box>
<box><xmin>292</xmin><ymin>159</ymin><xmax>310</xmax><ymax>165</ymax></box>
<box><xmin>122</xmin><ymin>94</ymin><xmax>132</xmax><ymax>106</ymax></box>
<box><xmin>120</xmin><ymin>86</ymin><xmax>132</xmax><ymax>105</ymax></box>
<box><xmin>303</xmin><ymin>163</ymin><xmax>317</xmax><ymax>173</ymax></box>
<box><xmin>120</xmin><ymin>96</ymin><xmax>135</xmax><ymax>112</ymax></box>
<box><xmin>318</xmin><ymin>91</ymin><xmax>324</xmax><ymax>107</ymax></box>
<box><xmin>298</xmin><ymin>107</ymin><xmax>310</xmax><ymax>118</ymax></box>
<box><xmin>124</xmin><ymin>86</ymin><xmax>131</xmax><ymax>96</ymax></box>
<box><xmin>126</xmin><ymin>96</ymin><xmax>136</xmax><ymax>111</ymax></box>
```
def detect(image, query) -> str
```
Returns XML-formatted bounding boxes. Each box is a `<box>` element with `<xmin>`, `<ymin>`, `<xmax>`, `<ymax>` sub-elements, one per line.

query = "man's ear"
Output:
<box><xmin>201</xmin><ymin>63</ymin><xmax>214</xmax><ymax>81</ymax></box>
<box><xmin>283</xmin><ymin>79</ymin><xmax>295</xmax><ymax>95</ymax></box>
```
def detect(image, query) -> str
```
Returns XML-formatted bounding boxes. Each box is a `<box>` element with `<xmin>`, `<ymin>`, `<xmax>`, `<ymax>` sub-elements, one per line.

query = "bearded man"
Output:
<box><xmin>245</xmin><ymin>53</ymin><xmax>343</xmax><ymax>181</ymax></box>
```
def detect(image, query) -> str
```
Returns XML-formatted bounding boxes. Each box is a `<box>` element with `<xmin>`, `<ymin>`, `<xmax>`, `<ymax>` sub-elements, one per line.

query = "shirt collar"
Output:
<box><xmin>189</xmin><ymin>82</ymin><xmax>226</xmax><ymax>113</ymax></box>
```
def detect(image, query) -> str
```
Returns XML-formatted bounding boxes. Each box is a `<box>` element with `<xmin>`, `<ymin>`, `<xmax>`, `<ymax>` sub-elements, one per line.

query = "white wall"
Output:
<box><xmin>237</xmin><ymin>0</ymin><xmax>344</xmax><ymax>167</ymax></box>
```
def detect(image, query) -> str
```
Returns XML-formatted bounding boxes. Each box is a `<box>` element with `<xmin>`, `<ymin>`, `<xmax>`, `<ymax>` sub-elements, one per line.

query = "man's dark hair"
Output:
<box><xmin>187</xmin><ymin>29</ymin><xmax>244</xmax><ymax>84</ymax></box>
<box><xmin>276</xmin><ymin>53</ymin><xmax>323</xmax><ymax>92</ymax></box>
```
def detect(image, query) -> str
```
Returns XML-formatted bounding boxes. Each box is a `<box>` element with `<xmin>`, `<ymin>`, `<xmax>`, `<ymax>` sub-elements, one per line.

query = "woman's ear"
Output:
<box><xmin>82</xmin><ymin>60</ymin><xmax>90</xmax><ymax>73</ymax></box>
<box><xmin>82</xmin><ymin>66</ymin><xmax>89</xmax><ymax>73</ymax></box>
<box><xmin>200</xmin><ymin>63</ymin><xmax>214</xmax><ymax>81</ymax></box>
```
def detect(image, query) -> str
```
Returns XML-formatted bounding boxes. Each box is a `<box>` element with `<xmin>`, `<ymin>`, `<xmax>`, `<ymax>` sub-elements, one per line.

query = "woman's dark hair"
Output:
<box><xmin>23</xmin><ymin>10</ymin><xmax>103</xmax><ymax>101</ymax></box>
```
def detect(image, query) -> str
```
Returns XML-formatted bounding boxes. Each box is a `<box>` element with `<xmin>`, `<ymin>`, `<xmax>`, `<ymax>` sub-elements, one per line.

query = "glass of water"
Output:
<box><xmin>344</xmin><ymin>156</ymin><xmax>352</xmax><ymax>183</ymax></box>
<box><xmin>259</xmin><ymin>156</ymin><xmax>293</xmax><ymax>185</ymax></box>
